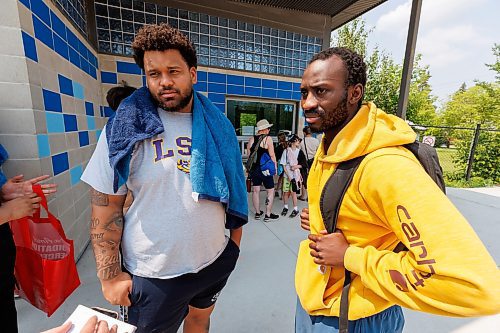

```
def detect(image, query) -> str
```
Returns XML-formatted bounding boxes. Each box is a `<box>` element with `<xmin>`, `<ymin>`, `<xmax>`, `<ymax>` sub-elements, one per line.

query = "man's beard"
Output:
<box><xmin>155</xmin><ymin>88</ymin><xmax>193</xmax><ymax>112</ymax></box>
<box><xmin>308</xmin><ymin>95</ymin><xmax>349</xmax><ymax>133</ymax></box>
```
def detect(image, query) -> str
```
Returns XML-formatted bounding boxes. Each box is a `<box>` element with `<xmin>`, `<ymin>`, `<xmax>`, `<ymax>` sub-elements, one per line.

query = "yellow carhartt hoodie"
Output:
<box><xmin>295</xmin><ymin>102</ymin><xmax>500</xmax><ymax>319</ymax></box>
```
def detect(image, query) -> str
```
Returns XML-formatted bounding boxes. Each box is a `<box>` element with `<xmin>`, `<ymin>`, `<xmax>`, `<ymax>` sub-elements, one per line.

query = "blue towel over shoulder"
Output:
<box><xmin>105</xmin><ymin>87</ymin><xmax>248</xmax><ymax>229</ymax></box>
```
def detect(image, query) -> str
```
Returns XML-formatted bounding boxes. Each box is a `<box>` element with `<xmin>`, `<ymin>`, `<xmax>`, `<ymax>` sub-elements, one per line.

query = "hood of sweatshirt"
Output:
<box><xmin>317</xmin><ymin>102</ymin><xmax>417</xmax><ymax>164</ymax></box>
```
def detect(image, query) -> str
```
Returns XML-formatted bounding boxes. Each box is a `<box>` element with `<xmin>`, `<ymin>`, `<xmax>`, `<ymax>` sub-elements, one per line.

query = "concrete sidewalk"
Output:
<box><xmin>18</xmin><ymin>188</ymin><xmax>499</xmax><ymax>332</ymax></box>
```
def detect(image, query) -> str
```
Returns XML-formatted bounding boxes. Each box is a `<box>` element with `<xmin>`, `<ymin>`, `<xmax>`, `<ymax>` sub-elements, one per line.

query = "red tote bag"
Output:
<box><xmin>10</xmin><ymin>185</ymin><xmax>81</xmax><ymax>316</ymax></box>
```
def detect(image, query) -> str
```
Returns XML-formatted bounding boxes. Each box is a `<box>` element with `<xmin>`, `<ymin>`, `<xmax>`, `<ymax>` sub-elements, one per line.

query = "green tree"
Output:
<box><xmin>486</xmin><ymin>44</ymin><xmax>500</xmax><ymax>82</ymax></box>
<box><xmin>438</xmin><ymin>44</ymin><xmax>500</xmax><ymax>182</ymax></box>
<box><xmin>332</xmin><ymin>19</ymin><xmax>437</xmax><ymax>124</ymax></box>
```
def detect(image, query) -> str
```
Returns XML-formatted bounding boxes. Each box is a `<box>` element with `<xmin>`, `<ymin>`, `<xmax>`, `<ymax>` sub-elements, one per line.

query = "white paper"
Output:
<box><xmin>65</xmin><ymin>305</ymin><xmax>136</xmax><ymax>333</ymax></box>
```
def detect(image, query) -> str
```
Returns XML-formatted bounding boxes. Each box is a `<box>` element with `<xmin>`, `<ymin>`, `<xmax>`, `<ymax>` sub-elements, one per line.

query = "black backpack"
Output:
<box><xmin>319</xmin><ymin>141</ymin><xmax>445</xmax><ymax>333</ymax></box>
<box><xmin>245</xmin><ymin>135</ymin><xmax>267</xmax><ymax>172</ymax></box>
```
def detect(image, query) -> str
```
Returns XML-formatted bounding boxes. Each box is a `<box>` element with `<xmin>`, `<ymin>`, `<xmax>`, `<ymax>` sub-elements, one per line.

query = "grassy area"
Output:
<box><xmin>436</xmin><ymin>148</ymin><xmax>497</xmax><ymax>187</ymax></box>
<box><xmin>436</xmin><ymin>147</ymin><xmax>458</xmax><ymax>175</ymax></box>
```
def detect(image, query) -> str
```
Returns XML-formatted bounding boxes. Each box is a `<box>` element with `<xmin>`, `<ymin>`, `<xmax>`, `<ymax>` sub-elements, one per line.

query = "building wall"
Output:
<box><xmin>99</xmin><ymin>54</ymin><xmax>304</xmax><ymax>126</ymax></box>
<box><xmin>0</xmin><ymin>0</ymin><xmax>308</xmax><ymax>259</ymax></box>
<box><xmin>0</xmin><ymin>0</ymin><xmax>107</xmax><ymax>257</ymax></box>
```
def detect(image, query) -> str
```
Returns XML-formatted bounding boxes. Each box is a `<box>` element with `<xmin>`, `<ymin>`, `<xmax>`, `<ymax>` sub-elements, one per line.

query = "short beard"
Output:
<box><xmin>319</xmin><ymin>97</ymin><xmax>349</xmax><ymax>132</ymax></box>
<box><xmin>308</xmin><ymin>92</ymin><xmax>349</xmax><ymax>133</ymax></box>
<box><xmin>157</xmin><ymin>88</ymin><xmax>193</xmax><ymax>112</ymax></box>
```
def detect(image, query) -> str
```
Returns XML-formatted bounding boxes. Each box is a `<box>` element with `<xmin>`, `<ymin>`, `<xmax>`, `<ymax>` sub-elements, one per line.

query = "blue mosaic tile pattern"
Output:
<box><xmin>63</xmin><ymin>114</ymin><xmax>78</xmax><ymax>132</ymax></box>
<box><xmin>117</xmin><ymin>61</ymin><xmax>142</xmax><ymax>75</ymax></box>
<box><xmin>37</xmin><ymin>134</ymin><xmax>50</xmax><ymax>158</ymax></box>
<box><xmin>52</xmin><ymin>152</ymin><xmax>69</xmax><ymax>175</ymax></box>
<box><xmin>101</xmin><ymin>71</ymin><xmax>117</xmax><ymax>84</ymax></box>
<box><xmin>21</xmin><ymin>31</ymin><xmax>38</xmax><ymax>62</ymax></box>
<box><xmin>69</xmin><ymin>165</ymin><xmax>83</xmax><ymax>185</ymax></box>
<box><xmin>19</xmin><ymin>0</ymin><xmax>98</xmax><ymax>79</ymax></box>
<box><xmin>18</xmin><ymin>0</ymin><xmax>104</xmax><ymax>180</ymax></box>
<box><xmin>58</xmin><ymin>74</ymin><xmax>73</xmax><ymax>96</ymax></box>
<box><xmin>193</xmin><ymin>70</ymin><xmax>301</xmax><ymax>103</ymax></box>
<box><xmin>42</xmin><ymin>89</ymin><xmax>63</xmax><ymax>112</ymax></box>
<box><xmin>45</xmin><ymin>112</ymin><xmax>65</xmax><ymax>133</ymax></box>
<box><xmin>78</xmin><ymin>131</ymin><xmax>89</xmax><ymax>147</ymax></box>
<box><xmin>85</xmin><ymin>101</ymin><xmax>94</xmax><ymax>116</ymax></box>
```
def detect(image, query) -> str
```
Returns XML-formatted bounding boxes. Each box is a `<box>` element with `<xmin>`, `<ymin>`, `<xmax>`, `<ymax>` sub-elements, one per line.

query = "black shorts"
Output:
<box><xmin>128</xmin><ymin>239</ymin><xmax>240</xmax><ymax>333</ymax></box>
<box><xmin>250</xmin><ymin>170</ymin><xmax>275</xmax><ymax>189</ymax></box>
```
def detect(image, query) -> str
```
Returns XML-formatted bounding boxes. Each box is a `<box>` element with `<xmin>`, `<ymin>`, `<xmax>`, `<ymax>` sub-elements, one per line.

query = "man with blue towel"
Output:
<box><xmin>81</xmin><ymin>24</ymin><xmax>248</xmax><ymax>333</ymax></box>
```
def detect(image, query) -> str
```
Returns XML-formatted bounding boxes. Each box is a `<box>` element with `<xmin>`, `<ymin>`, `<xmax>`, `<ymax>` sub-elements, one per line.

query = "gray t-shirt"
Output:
<box><xmin>81</xmin><ymin>110</ymin><xmax>227</xmax><ymax>279</ymax></box>
<box><xmin>300</xmin><ymin>136</ymin><xmax>320</xmax><ymax>160</ymax></box>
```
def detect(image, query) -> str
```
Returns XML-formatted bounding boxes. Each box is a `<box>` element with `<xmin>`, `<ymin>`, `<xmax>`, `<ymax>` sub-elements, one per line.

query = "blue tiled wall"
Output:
<box><xmin>19</xmin><ymin>0</ymin><xmax>103</xmax><ymax>182</ymax></box>
<box><xmin>20</xmin><ymin>0</ymin><xmax>98</xmax><ymax>79</ymax></box>
<box><xmin>19</xmin><ymin>0</ymin><xmax>303</xmax><ymax>182</ymax></box>
<box><xmin>104</xmin><ymin>59</ymin><xmax>302</xmax><ymax>114</ymax></box>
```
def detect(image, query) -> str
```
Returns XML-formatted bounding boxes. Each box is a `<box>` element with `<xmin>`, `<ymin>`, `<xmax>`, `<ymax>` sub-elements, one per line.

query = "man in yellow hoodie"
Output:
<box><xmin>295</xmin><ymin>47</ymin><xmax>499</xmax><ymax>333</ymax></box>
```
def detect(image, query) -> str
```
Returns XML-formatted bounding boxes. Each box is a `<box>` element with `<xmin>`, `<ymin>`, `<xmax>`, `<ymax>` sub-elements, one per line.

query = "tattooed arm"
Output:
<box><xmin>90</xmin><ymin>188</ymin><xmax>130</xmax><ymax>306</ymax></box>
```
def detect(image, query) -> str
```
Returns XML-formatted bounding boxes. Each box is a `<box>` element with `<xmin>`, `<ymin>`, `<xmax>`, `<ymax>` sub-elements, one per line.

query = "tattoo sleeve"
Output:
<box><xmin>90</xmin><ymin>189</ymin><xmax>124</xmax><ymax>281</ymax></box>
<box><xmin>91</xmin><ymin>189</ymin><xmax>109</xmax><ymax>206</ymax></box>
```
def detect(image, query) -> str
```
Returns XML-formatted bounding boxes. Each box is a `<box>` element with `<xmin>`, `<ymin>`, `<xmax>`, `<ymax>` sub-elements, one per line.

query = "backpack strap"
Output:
<box><xmin>320</xmin><ymin>155</ymin><xmax>365</xmax><ymax>233</ymax></box>
<box><xmin>319</xmin><ymin>155</ymin><xmax>365</xmax><ymax>333</ymax></box>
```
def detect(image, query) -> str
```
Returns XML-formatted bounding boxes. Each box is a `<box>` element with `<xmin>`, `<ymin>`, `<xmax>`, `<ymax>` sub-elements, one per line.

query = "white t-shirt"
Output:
<box><xmin>280</xmin><ymin>147</ymin><xmax>300</xmax><ymax>180</ymax></box>
<box><xmin>81</xmin><ymin>110</ymin><xmax>227</xmax><ymax>279</ymax></box>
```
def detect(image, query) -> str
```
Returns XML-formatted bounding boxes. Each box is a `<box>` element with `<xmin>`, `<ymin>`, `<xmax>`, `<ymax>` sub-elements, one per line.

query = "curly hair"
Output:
<box><xmin>132</xmin><ymin>23</ymin><xmax>197</xmax><ymax>70</ymax></box>
<box><xmin>309</xmin><ymin>47</ymin><xmax>367</xmax><ymax>89</ymax></box>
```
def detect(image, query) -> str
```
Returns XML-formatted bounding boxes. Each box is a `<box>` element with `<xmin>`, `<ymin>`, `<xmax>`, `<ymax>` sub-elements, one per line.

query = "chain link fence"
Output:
<box><xmin>410</xmin><ymin>124</ymin><xmax>500</xmax><ymax>184</ymax></box>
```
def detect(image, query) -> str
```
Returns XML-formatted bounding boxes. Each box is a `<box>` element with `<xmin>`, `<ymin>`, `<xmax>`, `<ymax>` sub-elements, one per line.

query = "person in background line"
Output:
<box><xmin>81</xmin><ymin>24</ymin><xmax>247</xmax><ymax>333</ymax></box>
<box><xmin>247</xmin><ymin>119</ymin><xmax>280</xmax><ymax>222</ymax></box>
<box><xmin>299</xmin><ymin>126</ymin><xmax>320</xmax><ymax>201</ymax></box>
<box><xmin>280</xmin><ymin>134</ymin><xmax>306</xmax><ymax>218</ymax></box>
<box><xmin>106</xmin><ymin>83</ymin><xmax>137</xmax><ymax>112</ymax></box>
<box><xmin>0</xmin><ymin>144</ymin><xmax>57</xmax><ymax>333</ymax></box>
<box><xmin>295</xmin><ymin>47</ymin><xmax>500</xmax><ymax>333</ymax></box>
<box><xmin>274</xmin><ymin>131</ymin><xmax>288</xmax><ymax>199</ymax></box>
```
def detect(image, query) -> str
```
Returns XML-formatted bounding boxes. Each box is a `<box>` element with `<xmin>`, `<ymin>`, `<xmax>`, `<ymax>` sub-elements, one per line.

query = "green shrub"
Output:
<box><xmin>452</xmin><ymin>131</ymin><xmax>500</xmax><ymax>183</ymax></box>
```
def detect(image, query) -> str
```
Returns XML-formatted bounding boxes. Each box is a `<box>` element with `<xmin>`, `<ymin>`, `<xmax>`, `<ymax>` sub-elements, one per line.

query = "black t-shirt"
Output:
<box><xmin>250</xmin><ymin>135</ymin><xmax>268</xmax><ymax>172</ymax></box>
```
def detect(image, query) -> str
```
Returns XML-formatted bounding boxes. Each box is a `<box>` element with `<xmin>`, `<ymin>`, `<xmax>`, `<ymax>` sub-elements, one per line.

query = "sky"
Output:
<box><xmin>349</xmin><ymin>0</ymin><xmax>499</xmax><ymax>105</ymax></box>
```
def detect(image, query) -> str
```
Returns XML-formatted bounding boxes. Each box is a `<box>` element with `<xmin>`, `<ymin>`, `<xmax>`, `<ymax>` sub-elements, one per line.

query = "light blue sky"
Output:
<box><xmin>348</xmin><ymin>0</ymin><xmax>499</xmax><ymax>105</ymax></box>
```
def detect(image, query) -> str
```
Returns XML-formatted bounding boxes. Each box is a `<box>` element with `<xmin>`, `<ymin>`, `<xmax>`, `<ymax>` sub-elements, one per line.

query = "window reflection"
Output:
<box><xmin>227</xmin><ymin>99</ymin><xmax>295</xmax><ymax>137</ymax></box>
<box><xmin>94</xmin><ymin>0</ymin><xmax>323</xmax><ymax>75</ymax></box>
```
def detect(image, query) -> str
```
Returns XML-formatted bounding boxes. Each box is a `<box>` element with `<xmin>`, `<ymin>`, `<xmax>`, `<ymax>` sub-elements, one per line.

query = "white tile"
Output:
<box><xmin>1</xmin><ymin>158</ymin><xmax>42</xmax><ymax>179</ymax></box>
<box><xmin>26</xmin><ymin>60</ymin><xmax>41</xmax><ymax>86</ymax></box>
<box><xmin>17</xmin><ymin>1</ymin><xmax>33</xmax><ymax>34</ymax></box>
<box><xmin>0</xmin><ymin>0</ymin><xmax>21</xmax><ymax>28</ymax></box>
<box><xmin>48</xmin><ymin>133</ymin><xmax>68</xmax><ymax>154</ymax></box>
<box><xmin>0</xmin><ymin>108</ymin><xmax>35</xmax><ymax>134</ymax></box>
<box><xmin>0</xmin><ymin>82</ymin><xmax>33</xmax><ymax>109</ymax></box>
<box><xmin>0</xmin><ymin>27</ymin><xmax>24</xmax><ymax>57</ymax></box>
<box><xmin>0</xmin><ymin>134</ymin><xmax>38</xmax><ymax>158</ymax></box>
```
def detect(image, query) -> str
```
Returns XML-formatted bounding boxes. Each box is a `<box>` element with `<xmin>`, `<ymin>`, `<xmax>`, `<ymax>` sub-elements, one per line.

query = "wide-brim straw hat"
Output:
<box><xmin>256</xmin><ymin>119</ymin><xmax>273</xmax><ymax>131</ymax></box>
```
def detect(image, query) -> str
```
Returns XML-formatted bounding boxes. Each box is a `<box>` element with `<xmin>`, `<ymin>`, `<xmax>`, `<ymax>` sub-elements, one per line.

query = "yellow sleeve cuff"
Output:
<box><xmin>344</xmin><ymin>246</ymin><xmax>363</xmax><ymax>275</ymax></box>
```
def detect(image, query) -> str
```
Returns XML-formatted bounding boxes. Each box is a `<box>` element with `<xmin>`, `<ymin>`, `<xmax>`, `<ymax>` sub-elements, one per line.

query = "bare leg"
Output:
<box><xmin>183</xmin><ymin>304</ymin><xmax>215</xmax><ymax>333</ymax></box>
<box><xmin>265</xmin><ymin>188</ymin><xmax>275</xmax><ymax>215</ymax></box>
<box><xmin>252</xmin><ymin>185</ymin><xmax>261</xmax><ymax>213</ymax></box>
<box><xmin>291</xmin><ymin>192</ymin><xmax>298</xmax><ymax>208</ymax></box>
<box><xmin>283</xmin><ymin>191</ymin><xmax>290</xmax><ymax>206</ymax></box>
